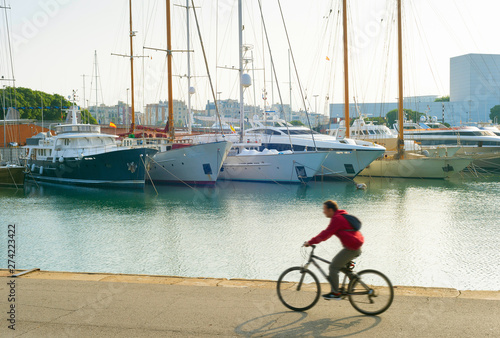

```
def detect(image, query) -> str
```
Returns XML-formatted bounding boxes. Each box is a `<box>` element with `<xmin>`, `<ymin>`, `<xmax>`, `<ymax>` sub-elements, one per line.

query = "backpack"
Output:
<box><xmin>342</xmin><ymin>214</ymin><xmax>362</xmax><ymax>231</ymax></box>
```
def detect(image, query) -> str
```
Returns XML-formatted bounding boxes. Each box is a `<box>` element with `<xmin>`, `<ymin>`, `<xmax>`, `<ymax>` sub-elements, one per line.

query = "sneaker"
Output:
<box><xmin>322</xmin><ymin>292</ymin><xmax>342</xmax><ymax>300</ymax></box>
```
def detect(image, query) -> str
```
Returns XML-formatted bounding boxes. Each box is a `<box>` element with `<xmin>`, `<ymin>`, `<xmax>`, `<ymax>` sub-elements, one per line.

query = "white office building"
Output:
<box><xmin>328</xmin><ymin>53</ymin><xmax>500</xmax><ymax>124</ymax></box>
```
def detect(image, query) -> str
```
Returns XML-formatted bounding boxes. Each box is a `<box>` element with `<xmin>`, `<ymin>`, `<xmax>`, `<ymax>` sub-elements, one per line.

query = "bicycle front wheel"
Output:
<box><xmin>277</xmin><ymin>266</ymin><xmax>321</xmax><ymax>312</ymax></box>
<box><xmin>348</xmin><ymin>269</ymin><xmax>394</xmax><ymax>315</ymax></box>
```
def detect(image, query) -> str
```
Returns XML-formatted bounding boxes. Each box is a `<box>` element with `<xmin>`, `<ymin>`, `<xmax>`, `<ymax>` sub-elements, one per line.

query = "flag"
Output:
<box><xmin>229</xmin><ymin>124</ymin><xmax>236</xmax><ymax>133</ymax></box>
<box><xmin>110</xmin><ymin>122</ymin><xmax>117</xmax><ymax>128</ymax></box>
<box><xmin>326</xmin><ymin>56</ymin><xmax>330</xmax><ymax>61</ymax></box>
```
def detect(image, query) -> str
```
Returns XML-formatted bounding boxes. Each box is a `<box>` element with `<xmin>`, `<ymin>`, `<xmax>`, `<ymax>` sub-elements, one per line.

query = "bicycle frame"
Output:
<box><xmin>303</xmin><ymin>245</ymin><xmax>366</xmax><ymax>295</ymax></box>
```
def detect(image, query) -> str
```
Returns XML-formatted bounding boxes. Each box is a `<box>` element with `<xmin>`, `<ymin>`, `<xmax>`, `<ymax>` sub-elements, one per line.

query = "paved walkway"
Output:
<box><xmin>0</xmin><ymin>270</ymin><xmax>499</xmax><ymax>337</ymax></box>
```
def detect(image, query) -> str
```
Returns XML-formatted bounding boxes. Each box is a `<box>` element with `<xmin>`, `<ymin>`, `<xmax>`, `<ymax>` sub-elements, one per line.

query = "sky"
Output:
<box><xmin>1</xmin><ymin>0</ymin><xmax>499</xmax><ymax>116</ymax></box>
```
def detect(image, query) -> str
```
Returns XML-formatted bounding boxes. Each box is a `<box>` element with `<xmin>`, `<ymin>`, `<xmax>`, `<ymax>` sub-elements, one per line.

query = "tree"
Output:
<box><xmin>364</xmin><ymin>117</ymin><xmax>387</xmax><ymax>125</ymax></box>
<box><xmin>0</xmin><ymin>86</ymin><xmax>73</xmax><ymax>121</ymax></box>
<box><xmin>386</xmin><ymin>108</ymin><xmax>426</xmax><ymax>126</ymax></box>
<box><xmin>81</xmin><ymin>109</ymin><xmax>97</xmax><ymax>124</ymax></box>
<box><xmin>434</xmin><ymin>96</ymin><xmax>450</xmax><ymax>102</ymax></box>
<box><xmin>490</xmin><ymin>105</ymin><xmax>500</xmax><ymax>123</ymax></box>
<box><xmin>290</xmin><ymin>120</ymin><xmax>304</xmax><ymax>126</ymax></box>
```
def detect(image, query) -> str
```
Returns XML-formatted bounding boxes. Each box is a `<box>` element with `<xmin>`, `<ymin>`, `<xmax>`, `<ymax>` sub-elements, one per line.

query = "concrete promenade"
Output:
<box><xmin>0</xmin><ymin>269</ymin><xmax>499</xmax><ymax>337</ymax></box>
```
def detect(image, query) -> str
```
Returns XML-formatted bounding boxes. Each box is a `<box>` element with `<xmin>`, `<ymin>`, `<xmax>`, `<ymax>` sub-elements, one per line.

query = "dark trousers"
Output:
<box><xmin>328</xmin><ymin>248</ymin><xmax>361</xmax><ymax>293</ymax></box>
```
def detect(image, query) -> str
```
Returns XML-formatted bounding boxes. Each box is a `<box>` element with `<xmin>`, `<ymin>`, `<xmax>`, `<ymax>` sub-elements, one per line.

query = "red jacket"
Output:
<box><xmin>308</xmin><ymin>210</ymin><xmax>364</xmax><ymax>250</ymax></box>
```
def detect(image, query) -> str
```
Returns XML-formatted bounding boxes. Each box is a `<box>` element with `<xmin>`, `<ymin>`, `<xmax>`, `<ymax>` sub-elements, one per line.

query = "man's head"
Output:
<box><xmin>323</xmin><ymin>200</ymin><xmax>339</xmax><ymax>218</ymax></box>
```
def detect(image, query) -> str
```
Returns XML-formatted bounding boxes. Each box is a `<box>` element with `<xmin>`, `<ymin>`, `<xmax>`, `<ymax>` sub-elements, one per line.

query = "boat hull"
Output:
<box><xmin>148</xmin><ymin>141</ymin><xmax>232</xmax><ymax>184</ymax></box>
<box><xmin>317</xmin><ymin>149</ymin><xmax>386</xmax><ymax>179</ymax></box>
<box><xmin>453</xmin><ymin>147</ymin><xmax>500</xmax><ymax>172</ymax></box>
<box><xmin>218</xmin><ymin>151</ymin><xmax>328</xmax><ymax>183</ymax></box>
<box><xmin>0</xmin><ymin>166</ymin><xmax>25</xmax><ymax>187</ymax></box>
<box><xmin>26</xmin><ymin>148</ymin><xmax>157</xmax><ymax>189</ymax></box>
<box><xmin>359</xmin><ymin>157</ymin><xmax>472</xmax><ymax>179</ymax></box>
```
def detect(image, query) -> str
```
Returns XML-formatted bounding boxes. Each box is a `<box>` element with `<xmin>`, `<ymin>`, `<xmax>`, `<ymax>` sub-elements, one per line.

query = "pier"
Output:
<box><xmin>1</xmin><ymin>269</ymin><xmax>498</xmax><ymax>337</ymax></box>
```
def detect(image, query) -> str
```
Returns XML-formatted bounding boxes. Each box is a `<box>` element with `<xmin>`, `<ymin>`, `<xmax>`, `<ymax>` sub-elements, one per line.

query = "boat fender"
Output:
<box><xmin>59</xmin><ymin>156</ymin><xmax>64</xmax><ymax>163</ymax></box>
<box><xmin>39</xmin><ymin>166</ymin><xmax>43</xmax><ymax>175</ymax></box>
<box><xmin>31</xmin><ymin>164</ymin><xmax>35</xmax><ymax>172</ymax></box>
<box><xmin>356</xmin><ymin>183</ymin><xmax>367</xmax><ymax>190</ymax></box>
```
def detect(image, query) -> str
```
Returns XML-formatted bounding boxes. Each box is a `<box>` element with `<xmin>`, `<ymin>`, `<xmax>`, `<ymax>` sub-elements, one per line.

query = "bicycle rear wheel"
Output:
<box><xmin>277</xmin><ymin>266</ymin><xmax>320</xmax><ymax>311</ymax></box>
<box><xmin>348</xmin><ymin>269</ymin><xmax>394</xmax><ymax>315</ymax></box>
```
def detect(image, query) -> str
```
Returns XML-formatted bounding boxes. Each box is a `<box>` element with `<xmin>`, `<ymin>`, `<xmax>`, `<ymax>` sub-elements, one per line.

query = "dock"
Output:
<box><xmin>1</xmin><ymin>269</ymin><xmax>499</xmax><ymax>337</ymax></box>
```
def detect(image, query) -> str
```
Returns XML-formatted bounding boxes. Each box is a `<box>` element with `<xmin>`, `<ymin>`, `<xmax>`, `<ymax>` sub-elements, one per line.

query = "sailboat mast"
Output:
<box><xmin>94</xmin><ymin>50</ymin><xmax>98</xmax><ymax>124</ymax></box>
<box><xmin>166</xmin><ymin>0</ymin><xmax>175</xmax><ymax>140</ymax></box>
<box><xmin>397</xmin><ymin>0</ymin><xmax>404</xmax><ymax>158</ymax></box>
<box><xmin>128</xmin><ymin>0</ymin><xmax>136</xmax><ymax>133</ymax></box>
<box><xmin>288</xmin><ymin>49</ymin><xmax>292</xmax><ymax>121</ymax></box>
<box><xmin>342</xmin><ymin>0</ymin><xmax>350</xmax><ymax>137</ymax></box>
<box><xmin>186</xmin><ymin>0</ymin><xmax>192</xmax><ymax>134</ymax></box>
<box><xmin>238</xmin><ymin>0</ymin><xmax>244</xmax><ymax>142</ymax></box>
<box><xmin>2</xmin><ymin>88</ymin><xmax>6</xmax><ymax>148</ymax></box>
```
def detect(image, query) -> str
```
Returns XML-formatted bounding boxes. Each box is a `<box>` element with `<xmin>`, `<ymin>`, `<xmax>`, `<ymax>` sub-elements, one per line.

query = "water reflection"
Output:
<box><xmin>0</xmin><ymin>177</ymin><xmax>499</xmax><ymax>290</ymax></box>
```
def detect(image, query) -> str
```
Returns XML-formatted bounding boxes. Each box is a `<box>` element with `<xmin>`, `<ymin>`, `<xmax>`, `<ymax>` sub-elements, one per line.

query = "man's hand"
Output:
<box><xmin>303</xmin><ymin>241</ymin><xmax>310</xmax><ymax>247</ymax></box>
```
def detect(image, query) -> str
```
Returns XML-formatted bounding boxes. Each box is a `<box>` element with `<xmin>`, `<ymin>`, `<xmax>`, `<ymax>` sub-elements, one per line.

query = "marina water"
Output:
<box><xmin>1</xmin><ymin>177</ymin><xmax>499</xmax><ymax>291</ymax></box>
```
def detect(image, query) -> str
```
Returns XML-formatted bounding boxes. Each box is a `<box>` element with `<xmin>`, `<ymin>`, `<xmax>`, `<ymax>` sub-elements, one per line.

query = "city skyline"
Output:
<box><xmin>2</xmin><ymin>0</ymin><xmax>500</xmax><ymax>117</ymax></box>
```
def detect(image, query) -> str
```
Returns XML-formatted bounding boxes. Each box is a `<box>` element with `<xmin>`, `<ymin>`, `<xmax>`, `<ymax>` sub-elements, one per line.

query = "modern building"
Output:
<box><xmin>145</xmin><ymin>100</ymin><xmax>188</xmax><ymax>126</ymax></box>
<box><xmin>205</xmin><ymin>99</ymin><xmax>262</xmax><ymax>120</ymax></box>
<box><xmin>328</xmin><ymin>54</ymin><xmax>500</xmax><ymax>124</ymax></box>
<box><xmin>89</xmin><ymin>101</ymin><xmax>132</xmax><ymax>125</ymax></box>
<box><xmin>329</xmin><ymin>96</ymin><xmax>453</xmax><ymax>126</ymax></box>
<box><xmin>450</xmin><ymin>53</ymin><xmax>500</xmax><ymax>122</ymax></box>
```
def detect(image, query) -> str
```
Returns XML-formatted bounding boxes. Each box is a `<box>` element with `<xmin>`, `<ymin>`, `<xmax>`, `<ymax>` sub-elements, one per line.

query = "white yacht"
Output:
<box><xmin>330</xmin><ymin>118</ymin><xmax>420</xmax><ymax>152</ymax></box>
<box><xmin>135</xmin><ymin>137</ymin><xmax>233</xmax><ymax>185</ymax></box>
<box><xmin>24</xmin><ymin>106</ymin><xmax>157</xmax><ymax>189</ymax></box>
<box><xmin>397</xmin><ymin>118</ymin><xmax>500</xmax><ymax>171</ymax></box>
<box><xmin>188</xmin><ymin>119</ymin><xmax>385</xmax><ymax>180</ymax></box>
<box><xmin>241</xmin><ymin>119</ymin><xmax>386</xmax><ymax>179</ymax></box>
<box><xmin>330</xmin><ymin>117</ymin><xmax>472</xmax><ymax>178</ymax></box>
<box><xmin>218</xmin><ymin>146</ymin><xmax>328</xmax><ymax>183</ymax></box>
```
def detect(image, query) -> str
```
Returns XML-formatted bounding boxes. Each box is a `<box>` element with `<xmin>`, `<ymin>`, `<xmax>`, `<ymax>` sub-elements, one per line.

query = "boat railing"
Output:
<box><xmin>0</xmin><ymin>147</ymin><xmax>24</xmax><ymax>165</ymax></box>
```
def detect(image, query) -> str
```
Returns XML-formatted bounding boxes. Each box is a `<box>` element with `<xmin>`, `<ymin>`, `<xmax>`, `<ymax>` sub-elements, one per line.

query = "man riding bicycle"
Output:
<box><xmin>304</xmin><ymin>200</ymin><xmax>364</xmax><ymax>300</ymax></box>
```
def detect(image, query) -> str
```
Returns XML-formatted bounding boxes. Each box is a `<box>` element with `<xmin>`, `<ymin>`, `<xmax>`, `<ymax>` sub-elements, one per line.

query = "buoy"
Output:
<box><xmin>356</xmin><ymin>183</ymin><xmax>367</xmax><ymax>190</ymax></box>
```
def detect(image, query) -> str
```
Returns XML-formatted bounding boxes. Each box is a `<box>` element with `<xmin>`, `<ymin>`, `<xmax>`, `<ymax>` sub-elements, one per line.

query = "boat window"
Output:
<box><xmin>369</xmin><ymin>130</ymin><xmax>375</xmax><ymax>135</ymax></box>
<box><xmin>278</xmin><ymin>128</ymin><xmax>320</xmax><ymax>135</ymax></box>
<box><xmin>374</xmin><ymin>130</ymin><xmax>380</xmax><ymax>134</ymax></box>
<box><xmin>266</xmin><ymin>129</ymin><xmax>282</xmax><ymax>135</ymax></box>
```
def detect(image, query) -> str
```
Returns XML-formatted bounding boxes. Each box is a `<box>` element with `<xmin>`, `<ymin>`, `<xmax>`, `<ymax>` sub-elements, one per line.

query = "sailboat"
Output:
<box><xmin>0</xmin><ymin>6</ymin><xmax>25</xmax><ymax>188</ymax></box>
<box><xmin>343</xmin><ymin>0</ymin><xmax>472</xmax><ymax>179</ymax></box>
<box><xmin>123</xmin><ymin>0</ymin><xmax>232</xmax><ymax>185</ymax></box>
<box><xmin>1</xmin><ymin>112</ymin><xmax>25</xmax><ymax>188</ymax></box>
<box><xmin>214</xmin><ymin>0</ymin><xmax>329</xmax><ymax>183</ymax></box>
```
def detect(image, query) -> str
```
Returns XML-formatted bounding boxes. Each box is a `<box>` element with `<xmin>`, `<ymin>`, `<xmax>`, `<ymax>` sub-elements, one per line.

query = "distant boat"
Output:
<box><xmin>24</xmin><ymin>105</ymin><xmax>157</xmax><ymax>188</ymax></box>
<box><xmin>396</xmin><ymin>119</ymin><xmax>500</xmax><ymax>171</ymax></box>
<box><xmin>0</xmin><ymin>163</ymin><xmax>24</xmax><ymax>188</ymax></box>
<box><xmin>219</xmin><ymin>147</ymin><xmax>328</xmax><ymax>183</ymax></box>
<box><xmin>184</xmin><ymin>0</ymin><xmax>359</xmax><ymax>184</ymax></box>
<box><xmin>122</xmin><ymin>0</ymin><xmax>232</xmax><ymax>185</ymax></box>
<box><xmin>143</xmin><ymin>138</ymin><xmax>232</xmax><ymax>185</ymax></box>
<box><xmin>333</xmin><ymin>116</ymin><xmax>472</xmax><ymax>178</ymax></box>
<box><xmin>359</xmin><ymin>153</ymin><xmax>472</xmax><ymax>179</ymax></box>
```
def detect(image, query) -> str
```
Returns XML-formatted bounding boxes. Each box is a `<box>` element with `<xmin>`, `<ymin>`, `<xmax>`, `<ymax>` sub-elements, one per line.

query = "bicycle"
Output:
<box><xmin>277</xmin><ymin>245</ymin><xmax>394</xmax><ymax>315</ymax></box>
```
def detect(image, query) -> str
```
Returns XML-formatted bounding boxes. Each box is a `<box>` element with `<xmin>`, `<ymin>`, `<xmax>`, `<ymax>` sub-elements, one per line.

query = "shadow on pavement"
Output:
<box><xmin>235</xmin><ymin>312</ymin><xmax>381</xmax><ymax>337</ymax></box>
